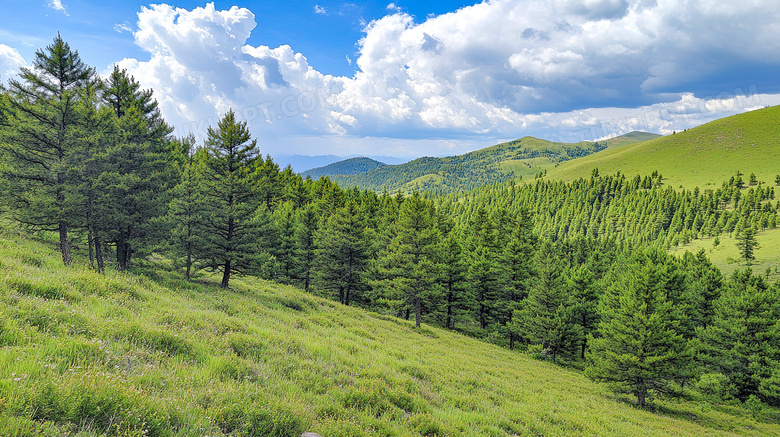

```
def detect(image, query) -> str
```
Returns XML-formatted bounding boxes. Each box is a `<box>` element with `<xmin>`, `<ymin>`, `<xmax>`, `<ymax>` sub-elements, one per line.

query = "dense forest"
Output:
<box><xmin>2</xmin><ymin>36</ymin><xmax>780</xmax><ymax>411</ymax></box>
<box><xmin>329</xmin><ymin>137</ymin><xmax>621</xmax><ymax>195</ymax></box>
<box><xmin>301</xmin><ymin>156</ymin><xmax>387</xmax><ymax>179</ymax></box>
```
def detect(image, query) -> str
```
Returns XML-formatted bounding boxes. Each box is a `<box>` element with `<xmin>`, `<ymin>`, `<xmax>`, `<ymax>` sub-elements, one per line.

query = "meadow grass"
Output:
<box><xmin>1</xmin><ymin>235</ymin><xmax>778</xmax><ymax>436</ymax></box>
<box><xmin>670</xmin><ymin>227</ymin><xmax>780</xmax><ymax>281</ymax></box>
<box><xmin>545</xmin><ymin>105</ymin><xmax>780</xmax><ymax>190</ymax></box>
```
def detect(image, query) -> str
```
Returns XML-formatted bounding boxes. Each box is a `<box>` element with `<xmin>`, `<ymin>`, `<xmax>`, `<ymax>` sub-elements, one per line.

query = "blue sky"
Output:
<box><xmin>1</xmin><ymin>1</ymin><xmax>779</xmax><ymax>158</ymax></box>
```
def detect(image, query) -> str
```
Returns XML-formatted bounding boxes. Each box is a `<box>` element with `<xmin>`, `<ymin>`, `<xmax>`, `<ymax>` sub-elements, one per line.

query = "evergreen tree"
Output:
<box><xmin>568</xmin><ymin>264</ymin><xmax>599</xmax><ymax>360</ymax></box>
<box><xmin>513</xmin><ymin>242</ymin><xmax>581</xmax><ymax>361</ymax></box>
<box><xmin>437</xmin><ymin>231</ymin><xmax>470</xmax><ymax>330</ymax></box>
<box><xmin>293</xmin><ymin>203</ymin><xmax>319</xmax><ymax>293</ymax></box>
<box><xmin>96</xmin><ymin>69</ymin><xmax>173</xmax><ymax>270</ymax></box>
<box><xmin>166</xmin><ymin>138</ymin><xmax>206</xmax><ymax>280</ymax></box>
<box><xmin>0</xmin><ymin>35</ymin><xmax>94</xmax><ymax>265</ymax></box>
<box><xmin>698</xmin><ymin>270</ymin><xmax>780</xmax><ymax>404</ymax></box>
<box><xmin>373</xmin><ymin>192</ymin><xmax>440</xmax><ymax>327</ymax></box>
<box><xmin>499</xmin><ymin>207</ymin><xmax>536</xmax><ymax>349</ymax></box>
<box><xmin>199</xmin><ymin>110</ymin><xmax>259</xmax><ymax>288</ymax></box>
<box><xmin>587</xmin><ymin>254</ymin><xmax>691</xmax><ymax>406</ymax></box>
<box><xmin>736</xmin><ymin>226</ymin><xmax>760</xmax><ymax>266</ymax></box>
<box><xmin>465</xmin><ymin>207</ymin><xmax>502</xmax><ymax>330</ymax></box>
<box><xmin>315</xmin><ymin>201</ymin><xmax>370</xmax><ymax>306</ymax></box>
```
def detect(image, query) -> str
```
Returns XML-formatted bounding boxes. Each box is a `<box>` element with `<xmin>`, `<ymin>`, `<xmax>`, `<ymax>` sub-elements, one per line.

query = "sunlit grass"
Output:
<box><xmin>1</xmin><ymin>235</ymin><xmax>778</xmax><ymax>436</ymax></box>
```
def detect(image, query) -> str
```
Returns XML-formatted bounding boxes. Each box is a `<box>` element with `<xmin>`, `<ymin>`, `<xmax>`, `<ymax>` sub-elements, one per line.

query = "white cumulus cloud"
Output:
<box><xmin>47</xmin><ymin>0</ymin><xmax>68</xmax><ymax>15</ymax></box>
<box><xmin>0</xmin><ymin>44</ymin><xmax>27</xmax><ymax>83</ymax></box>
<box><xmin>116</xmin><ymin>1</ymin><xmax>780</xmax><ymax>157</ymax></box>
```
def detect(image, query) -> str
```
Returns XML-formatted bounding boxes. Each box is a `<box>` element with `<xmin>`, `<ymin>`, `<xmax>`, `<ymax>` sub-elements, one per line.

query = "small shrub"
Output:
<box><xmin>745</xmin><ymin>395</ymin><xmax>765</xmax><ymax>418</ymax></box>
<box><xmin>696</xmin><ymin>373</ymin><xmax>730</xmax><ymax>399</ymax></box>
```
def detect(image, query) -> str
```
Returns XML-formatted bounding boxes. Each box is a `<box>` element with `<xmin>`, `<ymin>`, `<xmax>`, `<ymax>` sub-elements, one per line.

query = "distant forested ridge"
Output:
<box><xmin>302</xmin><ymin>156</ymin><xmax>387</xmax><ymax>179</ymax></box>
<box><xmin>2</xmin><ymin>36</ymin><xmax>780</xmax><ymax>412</ymax></box>
<box><xmin>330</xmin><ymin>133</ymin><xmax>657</xmax><ymax>195</ymax></box>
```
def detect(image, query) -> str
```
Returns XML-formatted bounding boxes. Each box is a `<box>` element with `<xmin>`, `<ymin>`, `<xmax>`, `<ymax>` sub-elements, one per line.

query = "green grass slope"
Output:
<box><xmin>330</xmin><ymin>132</ymin><xmax>656</xmax><ymax>195</ymax></box>
<box><xmin>2</xmin><ymin>236</ymin><xmax>778</xmax><ymax>436</ymax></box>
<box><xmin>546</xmin><ymin>106</ymin><xmax>780</xmax><ymax>190</ymax></box>
<box><xmin>301</xmin><ymin>157</ymin><xmax>387</xmax><ymax>179</ymax></box>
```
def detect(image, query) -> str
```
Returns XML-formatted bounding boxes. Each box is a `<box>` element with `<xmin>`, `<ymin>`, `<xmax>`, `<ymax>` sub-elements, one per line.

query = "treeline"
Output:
<box><xmin>0</xmin><ymin>36</ymin><xmax>176</xmax><ymax>271</ymax></box>
<box><xmin>2</xmin><ymin>37</ymin><xmax>779</xmax><ymax>409</ymax></box>
<box><xmin>443</xmin><ymin>170</ymin><xmax>778</xmax><ymax>250</ymax></box>
<box><xmin>301</xmin><ymin>157</ymin><xmax>387</xmax><ymax>179</ymax></box>
<box><xmin>330</xmin><ymin>138</ymin><xmax>609</xmax><ymax>195</ymax></box>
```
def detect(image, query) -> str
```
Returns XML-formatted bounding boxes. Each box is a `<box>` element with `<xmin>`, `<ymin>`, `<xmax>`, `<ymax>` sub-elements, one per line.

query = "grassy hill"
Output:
<box><xmin>545</xmin><ymin>106</ymin><xmax>780</xmax><ymax>190</ymax></box>
<box><xmin>1</xmin><ymin>235</ymin><xmax>778</xmax><ymax>436</ymax></box>
<box><xmin>302</xmin><ymin>157</ymin><xmax>388</xmax><ymax>179</ymax></box>
<box><xmin>330</xmin><ymin>132</ymin><xmax>657</xmax><ymax>195</ymax></box>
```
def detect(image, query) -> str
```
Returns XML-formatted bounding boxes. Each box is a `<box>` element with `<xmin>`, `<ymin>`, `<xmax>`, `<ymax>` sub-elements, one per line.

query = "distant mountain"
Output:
<box><xmin>275</xmin><ymin>154</ymin><xmax>409</xmax><ymax>172</ymax></box>
<box><xmin>273</xmin><ymin>154</ymin><xmax>343</xmax><ymax>173</ymax></box>
<box><xmin>328</xmin><ymin>132</ymin><xmax>657</xmax><ymax>195</ymax></box>
<box><xmin>545</xmin><ymin>106</ymin><xmax>780</xmax><ymax>190</ymax></box>
<box><xmin>302</xmin><ymin>157</ymin><xmax>388</xmax><ymax>179</ymax></box>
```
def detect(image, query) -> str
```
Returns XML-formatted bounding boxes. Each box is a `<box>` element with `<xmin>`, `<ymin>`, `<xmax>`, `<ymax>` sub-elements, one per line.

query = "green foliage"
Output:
<box><xmin>548</xmin><ymin>105</ymin><xmax>780</xmax><ymax>190</ymax></box>
<box><xmin>314</xmin><ymin>201</ymin><xmax>370</xmax><ymax>305</ymax></box>
<box><xmin>330</xmin><ymin>133</ymin><xmax>655</xmax><ymax>195</ymax></box>
<box><xmin>373</xmin><ymin>192</ymin><xmax>440</xmax><ymax>327</ymax></box>
<box><xmin>199</xmin><ymin>109</ymin><xmax>260</xmax><ymax>288</ymax></box>
<box><xmin>1</xmin><ymin>236</ymin><xmax>777</xmax><ymax>436</ymax></box>
<box><xmin>302</xmin><ymin>156</ymin><xmax>387</xmax><ymax>178</ymax></box>
<box><xmin>698</xmin><ymin>270</ymin><xmax>780</xmax><ymax>405</ymax></box>
<box><xmin>587</xmin><ymin>250</ymin><xmax>692</xmax><ymax>406</ymax></box>
<box><xmin>736</xmin><ymin>226</ymin><xmax>760</xmax><ymax>266</ymax></box>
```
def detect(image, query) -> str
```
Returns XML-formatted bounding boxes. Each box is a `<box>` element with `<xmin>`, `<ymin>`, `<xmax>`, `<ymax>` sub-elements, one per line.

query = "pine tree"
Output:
<box><xmin>199</xmin><ymin>110</ymin><xmax>259</xmax><ymax>288</ymax></box>
<box><xmin>0</xmin><ymin>35</ymin><xmax>94</xmax><ymax>265</ymax></box>
<box><xmin>166</xmin><ymin>138</ymin><xmax>207</xmax><ymax>280</ymax></box>
<box><xmin>587</xmin><ymin>255</ymin><xmax>690</xmax><ymax>406</ymax></box>
<box><xmin>70</xmin><ymin>86</ymin><xmax>116</xmax><ymax>273</ymax></box>
<box><xmin>465</xmin><ymin>207</ymin><xmax>502</xmax><ymax>330</ymax></box>
<box><xmin>315</xmin><ymin>201</ymin><xmax>370</xmax><ymax>306</ymax></box>
<box><xmin>437</xmin><ymin>232</ymin><xmax>470</xmax><ymax>330</ymax></box>
<box><xmin>499</xmin><ymin>207</ymin><xmax>536</xmax><ymax>349</ymax></box>
<box><xmin>736</xmin><ymin>226</ymin><xmax>760</xmax><ymax>266</ymax></box>
<box><xmin>513</xmin><ymin>242</ymin><xmax>581</xmax><ymax>362</ymax></box>
<box><xmin>96</xmin><ymin>68</ymin><xmax>173</xmax><ymax>270</ymax></box>
<box><xmin>698</xmin><ymin>270</ymin><xmax>780</xmax><ymax>404</ymax></box>
<box><xmin>293</xmin><ymin>203</ymin><xmax>319</xmax><ymax>293</ymax></box>
<box><xmin>373</xmin><ymin>192</ymin><xmax>440</xmax><ymax>327</ymax></box>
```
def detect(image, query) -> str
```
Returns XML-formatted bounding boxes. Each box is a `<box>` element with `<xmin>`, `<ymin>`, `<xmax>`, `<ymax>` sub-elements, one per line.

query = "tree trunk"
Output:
<box><xmin>88</xmin><ymin>228</ymin><xmax>95</xmax><ymax>270</ymax></box>
<box><xmin>95</xmin><ymin>233</ymin><xmax>104</xmax><ymax>274</ymax></box>
<box><xmin>221</xmin><ymin>259</ymin><xmax>231</xmax><ymax>288</ymax></box>
<box><xmin>636</xmin><ymin>380</ymin><xmax>646</xmax><ymax>406</ymax></box>
<box><xmin>344</xmin><ymin>285</ymin><xmax>351</xmax><ymax>306</ymax></box>
<box><xmin>415</xmin><ymin>294</ymin><xmax>421</xmax><ymax>328</ymax></box>
<box><xmin>185</xmin><ymin>252</ymin><xmax>191</xmax><ymax>280</ymax></box>
<box><xmin>446</xmin><ymin>285</ymin><xmax>454</xmax><ymax>329</ymax></box>
<box><xmin>59</xmin><ymin>220</ymin><xmax>72</xmax><ymax>266</ymax></box>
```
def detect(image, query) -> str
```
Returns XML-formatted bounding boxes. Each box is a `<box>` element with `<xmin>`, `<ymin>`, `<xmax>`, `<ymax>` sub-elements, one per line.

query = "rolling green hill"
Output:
<box><xmin>2</xmin><ymin>235</ymin><xmax>777</xmax><ymax>436</ymax></box>
<box><xmin>545</xmin><ymin>106</ymin><xmax>780</xmax><ymax>190</ymax></box>
<box><xmin>301</xmin><ymin>157</ymin><xmax>388</xmax><ymax>179</ymax></box>
<box><xmin>330</xmin><ymin>132</ymin><xmax>658</xmax><ymax>195</ymax></box>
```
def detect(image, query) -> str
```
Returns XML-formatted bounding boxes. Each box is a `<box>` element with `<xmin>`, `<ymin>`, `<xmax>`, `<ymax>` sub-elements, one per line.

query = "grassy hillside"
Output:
<box><xmin>670</xmin><ymin>228</ymin><xmax>780</xmax><ymax>280</ymax></box>
<box><xmin>331</xmin><ymin>132</ymin><xmax>657</xmax><ymax>195</ymax></box>
<box><xmin>1</xmin><ymin>236</ymin><xmax>778</xmax><ymax>436</ymax></box>
<box><xmin>301</xmin><ymin>157</ymin><xmax>388</xmax><ymax>179</ymax></box>
<box><xmin>545</xmin><ymin>106</ymin><xmax>780</xmax><ymax>190</ymax></box>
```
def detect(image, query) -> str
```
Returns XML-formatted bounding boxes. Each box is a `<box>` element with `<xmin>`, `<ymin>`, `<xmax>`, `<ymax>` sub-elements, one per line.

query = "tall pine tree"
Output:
<box><xmin>0</xmin><ymin>35</ymin><xmax>94</xmax><ymax>265</ymax></box>
<box><xmin>200</xmin><ymin>110</ymin><xmax>259</xmax><ymax>288</ymax></box>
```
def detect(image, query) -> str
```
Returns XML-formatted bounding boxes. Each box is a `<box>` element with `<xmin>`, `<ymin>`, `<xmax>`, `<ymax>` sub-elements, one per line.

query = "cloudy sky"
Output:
<box><xmin>1</xmin><ymin>0</ymin><xmax>779</xmax><ymax>158</ymax></box>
